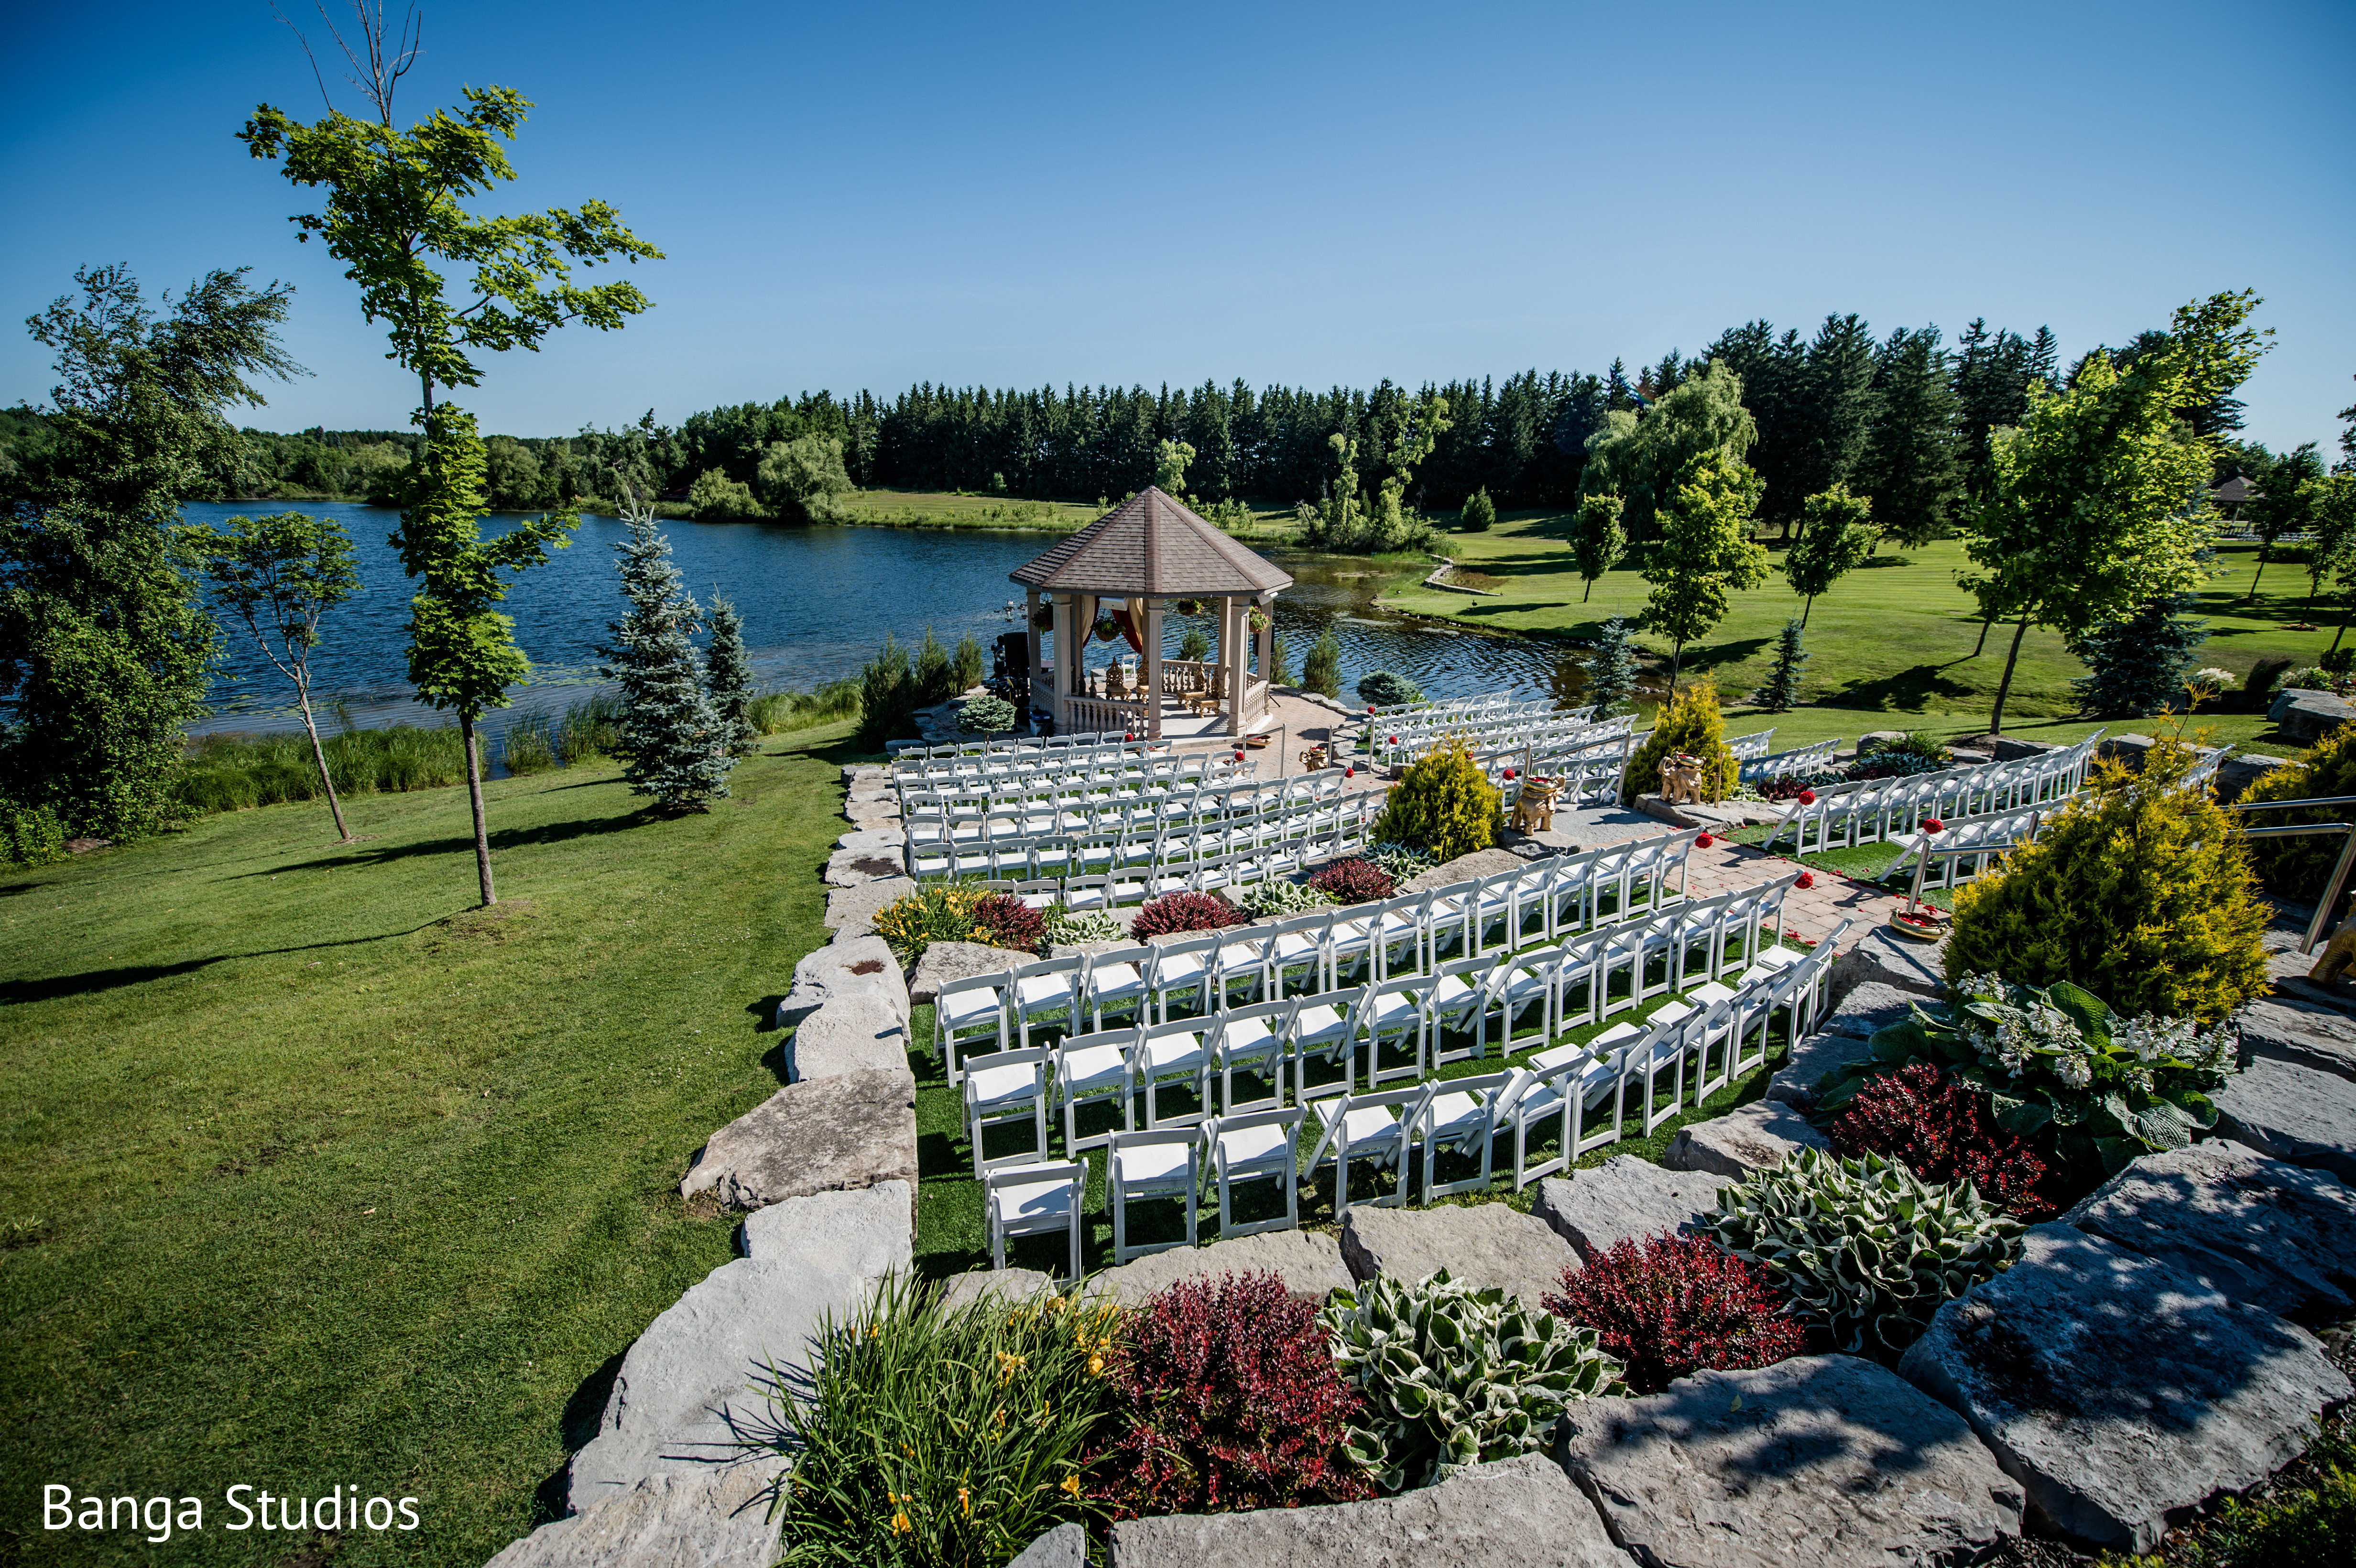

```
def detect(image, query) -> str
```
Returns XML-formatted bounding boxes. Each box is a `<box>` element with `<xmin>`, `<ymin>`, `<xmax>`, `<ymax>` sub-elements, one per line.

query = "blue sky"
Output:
<box><xmin>3</xmin><ymin>0</ymin><xmax>2350</xmax><ymax>452</ymax></box>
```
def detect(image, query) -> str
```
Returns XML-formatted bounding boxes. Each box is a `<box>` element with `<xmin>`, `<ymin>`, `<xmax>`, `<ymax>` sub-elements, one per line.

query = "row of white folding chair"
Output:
<box><xmin>1384</xmin><ymin>715</ymin><xmax>1626</xmax><ymax>771</ymax></box>
<box><xmin>906</xmin><ymin>787</ymin><xmax>1369</xmax><ymax>878</ymax></box>
<box><xmin>1770</xmin><ymin>736</ymin><xmax>2104</xmax><ymax>855</ymax></box>
<box><xmin>978</xmin><ymin>925</ymin><xmax>1850</xmax><ymax>1279</ymax></box>
<box><xmin>902</xmin><ymin>759</ymin><xmax>1270</xmax><ymax>824</ymax></box>
<box><xmin>1375</xmin><ymin>698</ymin><xmax>1581</xmax><ymax>747</ymax></box>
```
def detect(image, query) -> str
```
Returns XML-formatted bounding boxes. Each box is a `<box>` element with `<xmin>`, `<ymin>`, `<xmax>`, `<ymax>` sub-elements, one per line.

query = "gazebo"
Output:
<box><xmin>1011</xmin><ymin>487</ymin><xmax>1295</xmax><ymax>741</ymax></box>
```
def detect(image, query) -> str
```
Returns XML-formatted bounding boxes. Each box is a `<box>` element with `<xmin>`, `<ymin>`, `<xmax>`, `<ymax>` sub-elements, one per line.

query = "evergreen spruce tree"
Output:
<box><xmin>1583</xmin><ymin>617</ymin><xmax>1640</xmax><ymax>715</ymax></box>
<box><xmin>601</xmin><ymin>512</ymin><xmax>733</xmax><ymax>809</ymax></box>
<box><xmin>1857</xmin><ymin>326</ymin><xmax>1963</xmax><ymax>546</ymax></box>
<box><xmin>1759</xmin><ymin>618</ymin><xmax>1807</xmax><ymax>711</ymax></box>
<box><xmin>705</xmin><ymin>592</ymin><xmax>756</xmax><ymax>754</ymax></box>
<box><xmin>2071</xmin><ymin>594</ymin><xmax>2209</xmax><ymax>718</ymax></box>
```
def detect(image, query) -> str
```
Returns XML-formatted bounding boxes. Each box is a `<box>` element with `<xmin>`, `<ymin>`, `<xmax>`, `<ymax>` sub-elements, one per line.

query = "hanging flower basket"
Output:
<box><xmin>1093</xmin><ymin>614</ymin><xmax>1123</xmax><ymax>643</ymax></box>
<box><xmin>1246</xmin><ymin>608</ymin><xmax>1271</xmax><ymax>633</ymax></box>
<box><xmin>1174</xmin><ymin>597</ymin><xmax>1206</xmax><ymax>616</ymax></box>
<box><xmin>1032</xmin><ymin>605</ymin><xmax>1054</xmax><ymax>631</ymax></box>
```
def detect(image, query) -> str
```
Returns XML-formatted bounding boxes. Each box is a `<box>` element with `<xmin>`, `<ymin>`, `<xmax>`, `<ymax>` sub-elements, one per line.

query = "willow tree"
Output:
<box><xmin>241</xmin><ymin>13</ymin><xmax>660</xmax><ymax>903</ymax></box>
<box><xmin>1964</xmin><ymin>291</ymin><xmax>2266</xmax><ymax>735</ymax></box>
<box><xmin>1582</xmin><ymin>361</ymin><xmax>1756</xmax><ymax>541</ymax></box>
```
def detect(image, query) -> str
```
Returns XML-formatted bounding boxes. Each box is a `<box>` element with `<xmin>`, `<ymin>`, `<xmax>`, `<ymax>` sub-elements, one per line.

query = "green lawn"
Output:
<box><xmin>1390</xmin><ymin>514</ymin><xmax>2337</xmax><ymax>743</ymax></box>
<box><xmin>0</xmin><ymin>724</ymin><xmax>860</xmax><ymax>1566</ymax></box>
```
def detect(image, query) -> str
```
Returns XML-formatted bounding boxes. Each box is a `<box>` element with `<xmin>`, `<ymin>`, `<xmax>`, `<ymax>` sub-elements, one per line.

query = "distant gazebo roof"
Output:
<box><xmin>1009</xmin><ymin>487</ymin><xmax>1294</xmax><ymax>598</ymax></box>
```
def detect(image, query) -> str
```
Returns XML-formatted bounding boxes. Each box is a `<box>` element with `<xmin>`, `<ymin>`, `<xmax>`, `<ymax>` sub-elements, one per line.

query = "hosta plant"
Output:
<box><xmin>1362</xmin><ymin>840</ymin><xmax>1436</xmax><ymax>883</ymax></box>
<box><xmin>1814</xmin><ymin>975</ymin><xmax>2238</xmax><ymax>1182</ymax></box>
<box><xmin>1232</xmin><ymin>877</ymin><xmax>1336</xmax><ymax>918</ymax></box>
<box><xmin>1042</xmin><ymin>904</ymin><xmax>1126</xmax><ymax>946</ymax></box>
<box><xmin>1320</xmin><ymin>1269</ymin><xmax>1625</xmax><ymax>1492</ymax></box>
<box><xmin>1708</xmin><ymin>1148</ymin><xmax>2026</xmax><ymax>1360</ymax></box>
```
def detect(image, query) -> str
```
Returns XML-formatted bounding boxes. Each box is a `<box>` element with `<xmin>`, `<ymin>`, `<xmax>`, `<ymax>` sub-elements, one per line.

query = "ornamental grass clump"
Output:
<box><xmin>1306</xmin><ymin>857</ymin><xmax>1395</xmax><ymax>905</ymax></box>
<box><xmin>1814</xmin><ymin>975</ymin><xmax>2239</xmax><ymax>1186</ymax></box>
<box><xmin>1321</xmin><ymin>1269</ymin><xmax>1625</xmax><ymax>1492</ymax></box>
<box><xmin>1087</xmin><ymin>1271</ymin><xmax>1374</xmax><ymax>1518</ymax></box>
<box><xmin>1828</xmin><ymin>1061</ymin><xmax>2056</xmax><ymax>1219</ymax></box>
<box><xmin>770</xmin><ymin>1273</ymin><xmax>1118</xmax><ymax>1567</ymax></box>
<box><xmin>1371</xmin><ymin>740</ymin><xmax>1499</xmax><ymax>862</ymax></box>
<box><xmin>1542</xmin><ymin>1234</ymin><xmax>1805</xmax><ymax>1394</ymax></box>
<box><xmin>1130</xmin><ymin>891</ymin><xmax>1245</xmax><ymax>939</ymax></box>
<box><xmin>1708</xmin><ymin>1148</ymin><xmax>2025</xmax><ymax>1361</ymax></box>
<box><xmin>1943</xmin><ymin>726</ymin><xmax>2269</xmax><ymax>1024</ymax></box>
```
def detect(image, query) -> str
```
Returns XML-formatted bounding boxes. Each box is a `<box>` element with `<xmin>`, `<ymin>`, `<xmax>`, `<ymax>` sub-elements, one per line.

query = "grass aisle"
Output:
<box><xmin>0</xmin><ymin>723</ymin><xmax>857</xmax><ymax>1567</ymax></box>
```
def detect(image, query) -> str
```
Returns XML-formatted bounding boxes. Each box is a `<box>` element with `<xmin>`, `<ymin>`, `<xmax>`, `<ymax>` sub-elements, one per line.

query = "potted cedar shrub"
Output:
<box><xmin>1942</xmin><ymin>725</ymin><xmax>2268</xmax><ymax>1025</ymax></box>
<box><xmin>1370</xmin><ymin>739</ymin><xmax>1499</xmax><ymax>863</ymax></box>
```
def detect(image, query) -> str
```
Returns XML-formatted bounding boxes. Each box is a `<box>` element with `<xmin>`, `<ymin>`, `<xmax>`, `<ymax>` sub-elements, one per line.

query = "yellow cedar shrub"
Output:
<box><xmin>1944</xmin><ymin>729</ymin><xmax>2269</xmax><ymax>1024</ymax></box>
<box><xmin>1622</xmin><ymin>678</ymin><xmax>1737</xmax><ymax>804</ymax></box>
<box><xmin>1372</xmin><ymin>739</ymin><xmax>1500</xmax><ymax>863</ymax></box>
<box><xmin>2239</xmin><ymin>719</ymin><xmax>2356</xmax><ymax>900</ymax></box>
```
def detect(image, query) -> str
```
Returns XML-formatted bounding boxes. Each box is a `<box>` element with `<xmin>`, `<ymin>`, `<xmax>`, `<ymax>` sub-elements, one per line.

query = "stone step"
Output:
<box><xmin>2212</xmin><ymin>1055</ymin><xmax>2356</xmax><ymax>1184</ymax></box>
<box><xmin>1531</xmin><ymin>1156</ymin><xmax>1725</xmax><ymax>1263</ymax></box>
<box><xmin>1339</xmin><ymin>1202</ymin><xmax>1579</xmax><ymax>1309</ymax></box>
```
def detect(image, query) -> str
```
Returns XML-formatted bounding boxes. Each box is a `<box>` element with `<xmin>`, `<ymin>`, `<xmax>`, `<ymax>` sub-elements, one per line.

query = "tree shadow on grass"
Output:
<box><xmin>239</xmin><ymin>808</ymin><xmax>655</xmax><ymax>878</ymax></box>
<box><xmin>1826</xmin><ymin>663</ymin><xmax>1982</xmax><ymax>711</ymax></box>
<box><xmin>0</xmin><ymin>920</ymin><xmax>449</xmax><ymax>1006</ymax></box>
<box><xmin>529</xmin><ymin>1350</ymin><xmax>627</xmax><ymax>1527</ymax></box>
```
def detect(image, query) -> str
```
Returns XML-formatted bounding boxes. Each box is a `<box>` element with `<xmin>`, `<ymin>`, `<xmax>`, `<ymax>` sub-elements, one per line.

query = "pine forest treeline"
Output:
<box><xmin>4</xmin><ymin>310</ymin><xmax>2268</xmax><ymax>532</ymax></box>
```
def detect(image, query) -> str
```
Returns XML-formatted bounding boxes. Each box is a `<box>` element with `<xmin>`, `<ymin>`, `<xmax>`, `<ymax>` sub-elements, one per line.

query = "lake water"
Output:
<box><xmin>183</xmin><ymin>501</ymin><xmax>1589</xmax><ymax>741</ymax></box>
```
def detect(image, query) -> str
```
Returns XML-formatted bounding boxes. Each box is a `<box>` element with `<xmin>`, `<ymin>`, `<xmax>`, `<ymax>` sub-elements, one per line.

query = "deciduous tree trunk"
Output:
<box><xmin>459</xmin><ymin>712</ymin><xmax>496</xmax><ymax>906</ymax></box>
<box><xmin>296</xmin><ymin>678</ymin><xmax>351</xmax><ymax>842</ymax></box>
<box><xmin>1988</xmin><ymin>614</ymin><xmax>2031</xmax><ymax>736</ymax></box>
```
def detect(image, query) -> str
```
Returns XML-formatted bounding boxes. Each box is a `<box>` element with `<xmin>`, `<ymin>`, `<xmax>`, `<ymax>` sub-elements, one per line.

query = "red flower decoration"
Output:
<box><xmin>1343</xmin><ymin>766</ymin><xmax>1354</xmax><ymax>778</ymax></box>
<box><xmin>1367</xmin><ymin>705</ymin><xmax>1376</xmax><ymax>714</ymax></box>
<box><xmin>1796</xmin><ymin>871</ymin><xmax>1815</xmax><ymax>890</ymax></box>
<box><xmin>1388</xmin><ymin>735</ymin><xmax>1398</xmax><ymax>745</ymax></box>
<box><xmin>1233</xmin><ymin>750</ymin><xmax>1246</xmax><ymax>762</ymax></box>
<box><xmin>1798</xmin><ymin>789</ymin><xmax>1817</xmax><ymax>805</ymax></box>
<box><xmin>1696</xmin><ymin>832</ymin><xmax>1714</xmax><ymax>848</ymax></box>
<box><xmin>1124</xmin><ymin>732</ymin><xmax>1134</xmax><ymax>741</ymax></box>
<box><xmin>1923</xmin><ymin>817</ymin><xmax>1945</xmax><ymax>834</ymax></box>
<box><xmin>1503</xmin><ymin>768</ymin><xmax>1516</xmax><ymax>780</ymax></box>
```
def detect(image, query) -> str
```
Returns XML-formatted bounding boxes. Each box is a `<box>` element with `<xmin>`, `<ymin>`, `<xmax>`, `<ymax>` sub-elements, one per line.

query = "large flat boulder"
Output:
<box><xmin>1825</xmin><ymin>927</ymin><xmax>1945</xmax><ymax>1002</ymax></box>
<box><xmin>1815</xmin><ymin>980</ymin><xmax>1922</xmax><ymax>1042</ymax></box>
<box><xmin>1897</xmin><ymin>1223</ymin><xmax>2351</xmax><ymax>1551</ymax></box>
<box><xmin>1079</xmin><ymin>1230</ymin><xmax>1354</xmax><ymax>1307</ymax></box>
<box><xmin>2062</xmin><ymin>1142</ymin><xmax>2356</xmax><ymax>1321</ymax></box>
<box><xmin>906</xmin><ymin>939</ymin><xmax>1018</xmax><ymax>1006</ymax></box>
<box><xmin>1532</xmin><ymin>1157</ymin><xmax>1723</xmax><ymax>1262</ymax></box>
<box><xmin>775</xmin><ymin>933</ymin><xmax>908</xmax><ymax>1031</ymax></box>
<box><xmin>835</xmin><ymin>827</ymin><xmax>902</xmax><ymax>852</ymax></box>
<box><xmin>1403</xmin><ymin>846</ymin><xmax>1527</xmax><ymax>893</ymax></box>
<box><xmin>936</xmin><ymin>1267</ymin><xmax>1059</xmax><ymax>1313</ymax></box>
<box><xmin>1106</xmin><ymin>1452</ymin><xmax>1626</xmax><ymax>1568</ymax></box>
<box><xmin>843</xmin><ymin>799</ymin><xmax>900</xmax><ymax>829</ymax></box>
<box><xmin>740</xmin><ymin>1180</ymin><xmax>914</xmax><ymax>1278</ymax></box>
<box><xmin>823</xmin><ymin>875</ymin><xmax>915</xmax><ymax>936</ymax></box>
<box><xmin>1561</xmin><ymin>1353</ymin><xmax>2022</xmax><ymax>1568</ymax></box>
<box><xmin>1006</xmin><ymin>1522</ymin><xmax>1088</xmax><ymax>1568</ymax></box>
<box><xmin>2214</xmin><ymin>752</ymin><xmax>2288</xmax><ymax>806</ymax></box>
<box><xmin>787</xmin><ymin>996</ymin><xmax>914</xmax><ymax>1083</ymax></box>
<box><xmin>1765</xmin><ymin>1031</ymin><xmax>1874</xmax><ymax>1110</ymax></box>
<box><xmin>824</xmin><ymin>845</ymin><xmax>905</xmax><ymax>887</ymax></box>
<box><xmin>2268</xmin><ymin>686</ymin><xmax>2353</xmax><ymax>742</ymax></box>
<box><xmin>567</xmin><ymin>1257</ymin><xmax>863</xmax><ymax>1512</ymax></box>
<box><xmin>679</xmin><ymin>1070</ymin><xmax>918</xmax><ymax>1212</ymax></box>
<box><xmin>1340</xmin><ymin>1202</ymin><xmax>1580</xmax><ymax>1308</ymax></box>
<box><xmin>2211</xmin><ymin>1055</ymin><xmax>2356</xmax><ymax>1183</ymax></box>
<box><xmin>2232</xmin><ymin>996</ymin><xmax>2356</xmax><ymax>1082</ymax></box>
<box><xmin>489</xmin><ymin>1462</ymin><xmax>779</xmax><ymax>1568</ymax></box>
<box><xmin>1662</xmin><ymin>1101</ymin><xmax>1830</xmax><ymax>1177</ymax></box>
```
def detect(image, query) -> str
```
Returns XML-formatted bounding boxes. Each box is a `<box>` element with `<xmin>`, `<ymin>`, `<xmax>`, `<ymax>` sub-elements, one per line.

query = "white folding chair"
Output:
<box><xmin>933</xmin><ymin>968</ymin><xmax>1011</xmax><ymax>1085</ymax></box>
<box><xmin>1304</xmin><ymin>1082</ymin><xmax>1435</xmax><ymax>1219</ymax></box>
<box><xmin>1207</xmin><ymin>1107</ymin><xmax>1304</xmax><ymax>1240</ymax></box>
<box><xmin>1287</xmin><ymin>985</ymin><xmax>1361</xmax><ymax>1097</ymax></box>
<box><xmin>1010</xmin><ymin>956</ymin><xmax>1083</xmax><ymax>1049</ymax></box>
<box><xmin>1131</xmin><ymin>1015</ymin><xmax>1213</xmax><ymax>1128</ymax></box>
<box><xmin>1053</xmin><ymin>1026</ymin><xmax>1136</xmax><ymax>1153</ymax></box>
<box><xmin>1081</xmin><ymin>945</ymin><xmax>1154</xmax><ymax>1031</ymax></box>
<box><xmin>1425</xmin><ymin>953</ymin><xmax>1495</xmax><ymax>1066</ymax></box>
<box><xmin>962</xmin><ymin>1045</ymin><xmax>1050</xmax><ymax>1181</ymax></box>
<box><xmin>1356</xmin><ymin>972</ymin><xmax>1435</xmax><ymax>1085</ymax></box>
<box><xmin>1211</xmin><ymin>997</ymin><xmax>1294</xmax><ymax>1115</ymax></box>
<box><xmin>1108</xmin><ymin>1126</ymin><xmax>1200</xmax><ymax>1264</ymax></box>
<box><xmin>1420</xmin><ymin>1069</ymin><xmax>1522</xmax><ymax>1202</ymax></box>
<box><xmin>1145</xmin><ymin>932</ymin><xmax>1221</xmax><ymax>1023</ymax></box>
<box><xmin>986</xmin><ymin>1158</ymin><xmax>1085</xmax><ymax>1284</ymax></box>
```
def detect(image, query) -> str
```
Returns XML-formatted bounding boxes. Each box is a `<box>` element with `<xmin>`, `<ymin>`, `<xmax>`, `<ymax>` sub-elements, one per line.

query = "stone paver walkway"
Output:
<box><xmin>1685</xmin><ymin>836</ymin><xmax>1906</xmax><ymax>951</ymax></box>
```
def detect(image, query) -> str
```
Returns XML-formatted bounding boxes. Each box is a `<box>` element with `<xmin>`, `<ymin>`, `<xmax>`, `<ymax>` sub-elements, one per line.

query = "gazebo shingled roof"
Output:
<box><xmin>1009</xmin><ymin>487</ymin><xmax>1294</xmax><ymax>597</ymax></box>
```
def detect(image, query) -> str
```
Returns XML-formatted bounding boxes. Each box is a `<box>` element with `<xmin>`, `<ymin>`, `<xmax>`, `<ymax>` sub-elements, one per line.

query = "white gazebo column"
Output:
<box><xmin>1143</xmin><ymin>597</ymin><xmax>1164</xmax><ymax>742</ymax></box>
<box><xmin>1225</xmin><ymin>595</ymin><xmax>1246</xmax><ymax>737</ymax></box>
<box><xmin>1025</xmin><ymin>588</ymin><xmax>1042</xmax><ymax>699</ymax></box>
<box><xmin>1255</xmin><ymin>593</ymin><xmax>1276</xmax><ymax>714</ymax></box>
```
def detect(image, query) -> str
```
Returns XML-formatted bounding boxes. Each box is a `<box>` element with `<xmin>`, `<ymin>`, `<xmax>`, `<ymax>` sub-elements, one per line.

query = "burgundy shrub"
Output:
<box><xmin>1830</xmin><ymin>1062</ymin><xmax>2056</xmax><ymax>1219</ymax></box>
<box><xmin>1088</xmin><ymin>1271</ymin><xmax>1374</xmax><ymax>1518</ymax></box>
<box><xmin>1130</xmin><ymin>891</ymin><xmax>1246</xmax><ymax>939</ymax></box>
<box><xmin>1543</xmin><ymin>1233</ymin><xmax>1806</xmax><ymax>1394</ymax></box>
<box><xmin>969</xmin><ymin>893</ymin><xmax>1046</xmax><ymax>952</ymax></box>
<box><xmin>1306</xmin><ymin>857</ymin><xmax>1395</xmax><ymax>905</ymax></box>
